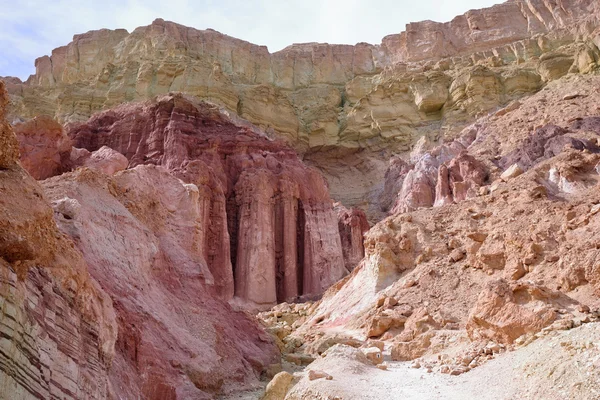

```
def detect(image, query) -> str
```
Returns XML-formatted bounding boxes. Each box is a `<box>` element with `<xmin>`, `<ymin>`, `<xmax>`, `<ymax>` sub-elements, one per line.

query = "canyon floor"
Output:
<box><xmin>224</xmin><ymin>323</ymin><xmax>600</xmax><ymax>400</ymax></box>
<box><xmin>288</xmin><ymin>323</ymin><xmax>600</xmax><ymax>400</ymax></box>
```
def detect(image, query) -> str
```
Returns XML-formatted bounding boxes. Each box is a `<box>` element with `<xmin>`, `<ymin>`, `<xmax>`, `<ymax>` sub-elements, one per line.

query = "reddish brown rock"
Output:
<box><xmin>379</xmin><ymin>156</ymin><xmax>412</xmax><ymax>212</ymax></box>
<box><xmin>0</xmin><ymin>80</ymin><xmax>118</xmax><ymax>400</ymax></box>
<box><xmin>335</xmin><ymin>203</ymin><xmax>369</xmax><ymax>270</ymax></box>
<box><xmin>68</xmin><ymin>145</ymin><xmax>129</xmax><ymax>175</ymax></box>
<box><xmin>499</xmin><ymin>124</ymin><xmax>600</xmax><ymax>171</ymax></box>
<box><xmin>43</xmin><ymin>166</ymin><xmax>280</xmax><ymax>398</ymax></box>
<box><xmin>66</xmin><ymin>94</ymin><xmax>346</xmax><ymax>304</ymax></box>
<box><xmin>386</xmin><ymin>140</ymin><xmax>487</xmax><ymax>214</ymax></box>
<box><xmin>13</xmin><ymin>115</ymin><xmax>72</xmax><ymax>179</ymax></box>
<box><xmin>466</xmin><ymin>280</ymin><xmax>580</xmax><ymax>344</ymax></box>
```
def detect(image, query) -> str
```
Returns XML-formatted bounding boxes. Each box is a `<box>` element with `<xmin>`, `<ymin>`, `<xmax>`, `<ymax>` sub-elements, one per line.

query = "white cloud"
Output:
<box><xmin>0</xmin><ymin>0</ymin><xmax>501</xmax><ymax>79</ymax></box>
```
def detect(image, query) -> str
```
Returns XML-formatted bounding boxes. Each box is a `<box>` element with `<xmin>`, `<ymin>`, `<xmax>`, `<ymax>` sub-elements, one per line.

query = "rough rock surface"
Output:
<box><xmin>466</xmin><ymin>279</ymin><xmax>581</xmax><ymax>344</ymax></box>
<box><xmin>65</xmin><ymin>94</ymin><xmax>347</xmax><ymax>305</ymax></box>
<box><xmin>68</xmin><ymin>145</ymin><xmax>129</xmax><ymax>175</ymax></box>
<box><xmin>335</xmin><ymin>203</ymin><xmax>370</xmax><ymax>270</ymax></box>
<box><xmin>13</xmin><ymin>115</ymin><xmax>71</xmax><ymax>179</ymax></box>
<box><xmin>42</xmin><ymin>167</ymin><xmax>279</xmax><ymax>398</ymax></box>
<box><xmin>4</xmin><ymin>1</ymin><xmax>600</xmax><ymax>399</ymax></box>
<box><xmin>0</xmin><ymin>81</ymin><xmax>117</xmax><ymax>399</ymax></box>
<box><xmin>264</xmin><ymin>72</ymin><xmax>600</xmax><ymax>398</ymax></box>
<box><xmin>5</xmin><ymin>0</ymin><xmax>600</xmax><ymax>219</ymax></box>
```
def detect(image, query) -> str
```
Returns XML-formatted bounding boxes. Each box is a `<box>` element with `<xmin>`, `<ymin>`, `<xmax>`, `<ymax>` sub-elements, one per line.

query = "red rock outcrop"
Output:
<box><xmin>386</xmin><ymin>138</ymin><xmax>488</xmax><ymax>214</ymax></box>
<box><xmin>66</xmin><ymin>94</ymin><xmax>347</xmax><ymax>305</ymax></box>
<box><xmin>0</xmin><ymin>80</ymin><xmax>281</xmax><ymax>399</ymax></box>
<box><xmin>0</xmin><ymin>81</ymin><xmax>118</xmax><ymax>399</ymax></box>
<box><xmin>43</xmin><ymin>166</ymin><xmax>279</xmax><ymax>398</ymax></box>
<box><xmin>13</xmin><ymin>115</ymin><xmax>72</xmax><ymax>179</ymax></box>
<box><xmin>499</xmin><ymin>123</ymin><xmax>600</xmax><ymax>171</ymax></box>
<box><xmin>335</xmin><ymin>203</ymin><xmax>369</xmax><ymax>270</ymax></box>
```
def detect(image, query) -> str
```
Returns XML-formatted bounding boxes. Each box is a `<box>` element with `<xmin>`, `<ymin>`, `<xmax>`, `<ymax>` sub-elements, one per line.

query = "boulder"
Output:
<box><xmin>467</xmin><ymin>280</ymin><xmax>579</xmax><ymax>344</ymax></box>
<box><xmin>262</xmin><ymin>372</ymin><xmax>294</xmax><ymax>400</ymax></box>
<box><xmin>13</xmin><ymin>115</ymin><xmax>71</xmax><ymax>179</ymax></box>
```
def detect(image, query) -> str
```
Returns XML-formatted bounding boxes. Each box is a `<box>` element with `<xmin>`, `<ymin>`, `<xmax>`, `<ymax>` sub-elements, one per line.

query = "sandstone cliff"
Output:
<box><xmin>4</xmin><ymin>1</ymin><xmax>600</xmax><ymax>398</ymax></box>
<box><xmin>0</xmin><ymin>80</ymin><xmax>282</xmax><ymax>399</ymax></box>
<box><xmin>5</xmin><ymin>1</ymin><xmax>600</xmax><ymax>219</ymax></box>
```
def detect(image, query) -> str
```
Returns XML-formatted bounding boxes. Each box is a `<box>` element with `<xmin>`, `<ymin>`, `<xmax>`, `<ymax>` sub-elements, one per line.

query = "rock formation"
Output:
<box><xmin>0</xmin><ymin>81</ymin><xmax>280</xmax><ymax>399</ymax></box>
<box><xmin>4</xmin><ymin>1</ymin><xmax>600</xmax><ymax>398</ymax></box>
<box><xmin>63</xmin><ymin>94</ymin><xmax>347</xmax><ymax>305</ymax></box>
<box><xmin>260</xmin><ymin>71</ymin><xmax>600</xmax><ymax>397</ymax></box>
<box><xmin>335</xmin><ymin>203</ymin><xmax>370</xmax><ymax>270</ymax></box>
<box><xmin>5</xmin><ymin>0</ymin><xmax>600</xmax><ymax>219</ymax></box>
<box><xmin>43</xmin><ymin>166</ymin><xmax>280</xmax><ymax>398</ymax></box>
<box><xmin>13</xmin><ymin>115</ymin><xmax>71</xmax><ymax>179</ymax></box>
<box><xmin>0</xmin><ymin>80</ymin><xmax>117</xmax><ymax>399</ymax></box>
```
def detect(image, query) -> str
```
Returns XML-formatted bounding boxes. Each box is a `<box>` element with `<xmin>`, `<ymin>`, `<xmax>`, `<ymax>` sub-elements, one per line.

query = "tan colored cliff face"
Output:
<box><xmin>4</xmin><ymin>1</ymin><xmax>600</xmax><ymax>219</ymax></box>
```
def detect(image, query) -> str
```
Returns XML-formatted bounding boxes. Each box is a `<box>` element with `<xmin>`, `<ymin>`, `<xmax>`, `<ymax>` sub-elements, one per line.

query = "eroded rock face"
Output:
<box><xmin>65</xmin><ymin>94</ymin><xmax>347</xmax><ymax>304</ymax></box>
<box><xmin>68</xmin><ymin>145</ymin><xmax>129</xmax><ymax>175</ymax></box>
<box><xmin>386</xmin><ymin>141</ymin><xmax>488</xmax><ymax>214</ymax></box>
<box><xmin>499</xmin><ymin>123</ymin><xmax>600</xmax><ymax>171</ymax></box>
<box><xmin>335</xmin><ymin>203</ymin><xmax>370</xmax><ymax>271</ymax></box>
<box><xmin>0</xmin><ymin>81</ymin><xmax>118</xmax><ymax>400</ymax></box>
<box><xmin>13</xmin><ymin>115</ymin><xmax>72</xmax><ymax>179</ymax></box>
<box><xmin>42</xmin><ymin>167</ymin><xmax>279</xmax><ymax>398</ymax></box>
<box><xmin>466</xmin><ymin>280</ymin><xmax>580</xmax><ymax>344</ymax></box>
<box><xmin>280</xmin><ymin>74</ymin><xmax>600</xmax><ymax>382</ymax></box>
<box><xmin>4</xmin><ymin>1</ymin><xmax>600</xmax><ymax>219</ymax></box>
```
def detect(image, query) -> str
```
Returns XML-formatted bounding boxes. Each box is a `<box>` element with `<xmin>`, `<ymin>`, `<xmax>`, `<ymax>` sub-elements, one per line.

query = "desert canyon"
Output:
<box><xmin>2</xmin><ymin>0</ymin><xmax>600</xmax><ymax>398</ymax></box>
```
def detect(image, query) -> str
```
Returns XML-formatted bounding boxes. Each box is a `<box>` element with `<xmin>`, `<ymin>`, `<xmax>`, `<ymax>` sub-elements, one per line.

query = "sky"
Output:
<box><xmin>0</xmin><ymin>0</ymin><xmax>502</xmax><ymax>80</ymax></box>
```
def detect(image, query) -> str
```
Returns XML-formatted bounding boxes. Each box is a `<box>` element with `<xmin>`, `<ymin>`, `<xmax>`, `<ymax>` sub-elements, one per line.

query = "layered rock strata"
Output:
<box><xmin>64</xmin><ymin>94</ymin><xmax>347</xmax><ymax>305</ymax></box>
<box><xmin>0</xmin><ymin>77</ymin><xmax>284</xmax><ymax>399</ymax></box>
<box><xmin>5</xmin><ymin>0</ymin><xmax>600</xmax><ymax>218</ymax></box>
<box><xmin>42</xmin><ymin>167</ymin><xmax>279</xmax><ymax>398</ymax></box>
<box><xmin>270</xmin><ymin>74</ymin><xmax>600</xmax><ymax>388</ymax></box>
<box><xmin>0</xmin><ymin>81</ymin><xmax>117</xmax><ymax>399</ymax></box>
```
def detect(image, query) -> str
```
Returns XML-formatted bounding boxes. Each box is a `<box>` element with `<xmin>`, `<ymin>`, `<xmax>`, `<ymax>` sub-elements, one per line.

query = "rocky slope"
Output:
<box><xmin>257</xmin><ymin>72</ymin><xmax>600</xmax><ymax>399</ymax></box>
<box><xmin>5</xmin><ymin>0</ymin><xmax>600</xmax><ymax>220</ymax></box>
<box><xmin>3</xmin><ymin>0</ymin><xmax>600</xmax><ymax>399</ymax></box>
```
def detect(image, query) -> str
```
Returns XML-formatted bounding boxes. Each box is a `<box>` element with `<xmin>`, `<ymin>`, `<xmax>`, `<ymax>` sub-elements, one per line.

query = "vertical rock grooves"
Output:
<box><xmin>226</xmin><ymin>192</ymin><xmax>239</xmax><ymax>287</ymax></box>
<box><xmin>296</xmin><ymin>200</ymin><xmax>306</xmax><ymax>298</ymax></box>
<box><xmin>67</xmin><ymin>93</ymin><xmax>348</xmax><ymax>306</ymax></box>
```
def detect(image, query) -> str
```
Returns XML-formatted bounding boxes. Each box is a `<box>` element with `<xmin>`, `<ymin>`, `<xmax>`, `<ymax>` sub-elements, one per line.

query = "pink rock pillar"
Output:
<box><xmin>302</xmin><ymin>204</ymin><xmax>347</xmax><ymax>298</ymax></box>
<box><xmin>434</xmin><ymin>164</ymin><xmax>454</xmax><ymax>207</ymax></box>
<box><xmin>235</xmin><ymin>171</ymin><xmax>277</xmax><ymax>305</ymax></box>
<box><xmin>335</xmin><ymin>203</ymin><xmax>369</xmax><ymax>271</ymax></box>
<box><xmin>197</xmin><ymin>184</ymin><xmax>234</xmax><ymax>300</ymax></box>
<box><xmin>275</xmin><ymin>178</ymin><xmax>300</xmax><ymax>302</ymax></box>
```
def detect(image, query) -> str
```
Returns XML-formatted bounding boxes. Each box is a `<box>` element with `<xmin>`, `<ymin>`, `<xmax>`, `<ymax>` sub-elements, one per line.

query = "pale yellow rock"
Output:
<box><xmin>261</xmin><ymin>371</ymin><xmax>294</xmax><ymax>400</ymax></box>
<box><xmin>501</xmin><ymin>164</ymin><xmax>524</xmax><ymax>181</ymax></box>
<box><xmin>4</xmin><ymin>0</ymin><xmax>600</xmax><ymax>220</ymax></box>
